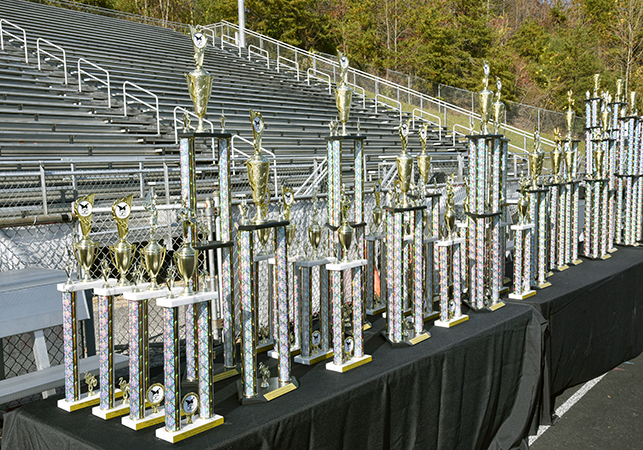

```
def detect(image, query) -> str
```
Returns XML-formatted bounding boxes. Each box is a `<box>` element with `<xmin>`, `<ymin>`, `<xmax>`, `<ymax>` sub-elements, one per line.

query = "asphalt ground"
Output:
<box><xmin>529</xmin><ymin>351</ymin><xmax>643</xmax><ymax>449</ymax></box>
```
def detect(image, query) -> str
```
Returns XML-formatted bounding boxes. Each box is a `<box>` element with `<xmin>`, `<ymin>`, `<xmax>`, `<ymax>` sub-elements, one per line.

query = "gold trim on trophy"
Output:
<box><xmin>73</xmin><ymin>194</ymin><xmax>99</xmax><ymax>283</ymax></box>
<box><xmin>110</xmin><ymin>194</ymin><xmax>135</xmax><ymax>287</ymax></box>
<box><xmin>337</xmin><ymin>185</ymin><xmax>354</xmax><ymax>262</ymax></box>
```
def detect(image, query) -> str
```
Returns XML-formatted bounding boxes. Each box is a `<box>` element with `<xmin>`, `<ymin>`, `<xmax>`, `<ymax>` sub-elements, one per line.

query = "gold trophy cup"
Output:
<box><xmin>72</xmin><ymin>194</ymin><xmax>99</xmax><ymax>283</ymax></box>
<box><xmin>308</xmin><ymin>189</ymin><xmax>322</xmax><ymax>259</ymax></box>
<box><xmin>334</xmin><ymin>50</ymin><xmax>353</xmax><ymax>136</ymax></box>
<box><xmin>492</xmin><ymin>77</ymin><xmax>505</xmax><ymax>134</ymax></box>
<box><xmin>185</xmin><ymin>25</ymin><xmax>213</xmax><ymax>133</ymax></box>
<box><xmin>246</xmin><ymin>110</ymin><xmax>271</xmax><ymax>225</ymax></box>
<box><xmin>337</xmin><ymin>185</ymin><xmax>354</xmax><ymax>262</ymax></box>
<box><xmin>529</xmin><ymin>128</ymin><xmax>545</xmax><ymax>189</ymax></box>
<box><xmin>371</xmin><ymin>179</ymin><xmax>383</xmax><ymax>234</ymax></box>
<box><xmin>551</xmin><ymin>129</ymin><xmax>563</xmax><ymax>184</ymax></box>
<box><xmin>396</xmin><ymin>119</ymin><xmax>414</xmax><ymax>208</ymax></box>
<box><xmin>109</xmin><ymin>194</ymin><xmax>135</xmax><ymax>287</ymax></box>
<box><xmin>282</xmin><ymin>187</ymin><xmax>296</xmax><ymax>251</ymax></box>
<box><xmin>142</xmin><ymin>190</ymin><xmax>166</xmax><ymax>290</ymax></box>
<box><xmin>175</xmin><ymin>204</ymin><xmax>199</xmax><ymax>296</ymax></box>
<box><xmin>479</xmin><ymin>60</ymin><xmax>494</xmax><ymax>135</ymax></box>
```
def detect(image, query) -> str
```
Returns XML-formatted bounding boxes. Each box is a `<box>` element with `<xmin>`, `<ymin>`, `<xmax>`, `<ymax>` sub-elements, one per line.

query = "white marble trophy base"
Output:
<box><xmin>268</xmin><ymin>346</ymin><xmax>301</xmax><ymax>360</ymax></box>
<box><xmin>326</xmin><ymin>258</ymin><xmax>368</xmax><ymax>271</ymax></box>
<box><xmin>122</xmin><ymin>407</ymin><xmax>165</xmax><ymax>430</ymax></box>
<box><xmin>91</xmin><ymin>394</ymin><xmax>129</xmax><ymax>420</ymax></box>
<box><xmin>155</xmin><ymin>415</ymin><xmax>224</xmax><ymax>444</ymax></box>
<box><xmin>294</xmin><ymin>257</ymin><xmax>336</xmax><ymax>267</ymax></box>
<box><xmin>293</xmin><ymin>348</ymin><xmax>334</xmax><ymax>365</ymax></box>
<box><xmin>434</xmin><ymin>314</ymin><xmax>469</xmax><ymax>328</ymax></box>
<box><xmin>57</xmin><ymin>279</ymin><xmax>108</xmax><ymax>293</ymax></box>
<box><xmin>423</xmin><ymin>311</ymin><xmax>440</xmax><ymax>322</ymax></box>
<box><xmin>94</xmin><ymin>282</ymin><xmax>143</xmax><ymax>297</ymax></box>
<box><xmin>326</xmin><ymin>354</ymin><xmax>372</xmax><ymax>373</ymax></box>
<box><xmin>123</xmin><ymin>287</ymin><xmax>170</xmax><ymax>301</ymax></box>
<box><xmin>57</xmin><ymin>392</ymin><xmax>101</xmax><ymax>412</ymax></box>
<box><xmin>508</xmin><ymin>290</ymin><xmax>536</xmax><ymax>300</ymax></box>
<box><xmin>156</xmin><ymin>290</ymin><xmax>218</xmax><ymax>308</ymax></box>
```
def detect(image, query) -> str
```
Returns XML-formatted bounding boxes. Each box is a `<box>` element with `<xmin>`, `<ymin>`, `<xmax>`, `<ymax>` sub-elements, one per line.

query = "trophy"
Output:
<box><xmin>371</xmin><ymin>180</ymin><xmax>383</xmax><ymax>234</ymax></box>
<box><xmin>566</xmin><ymin>90</ymin><xmax>575</xmax><ymax>141</ymax></box>
<box><xmin>185</xmin><ymin>25</ymin><xmax>213</xmax><ymax>133</ymax></box>
<box><xmin>551</xmin><ymin>129</ymin><xmax>563</xmax><ymax>184</ymax></box>
<box><xmin>109</xmin><ymin>194</ymin><xmax>135</xmax><ymax>287</ymax></box>
<box><xmin>337</xmin><ymin>185</ymin><xmax>354</xmax><ymax>262</ymax></box>
<box><xmin>396</xmin><ymin>119</ymin><xmax>413</xmax><ymax>208</ymax></box>
<box><xmin>174</xmin><ymin>203</ymin><xmax>199</xmax><ymax>297</ymax></box>
<box><xmin>308</xmin><ymin>188</ymin><xmax>322</xmax><ymax>259</ymax></box>
<box><xmin>72</xmin><ymin>194</ymin><xmax>99</xmax><ymax>282</ymax></box>
<box><xmin>142</xmin><ymin>190</ymin><xmax>166</xmax><ymax>290</ymax></box>
<box><xmin>334</xmin><ymin>50</ymin><xmax>353</xmax><ymax>136</ymax></box>
<box><xmin>282</xmin><ymin>187</ymin><xmax>296</xmax><ymax>255</ymax></box>
<box><xmin>492</xmin><ymin>77</ymin><xmax>505</xmax><ymax>134</ymax></box>
<box><xmin>417</xmin><ymin>124</ymin><xmax>432</xmax><ymax>198</ymax></box>
<box><xmin>479</xmin><ymin>60</ymin><xmax>494</xmax><ymax>134</ymax></box>
<box><xmin>246</xmin><ymin>110</ymin><xmax>271</xmax><ymax>226</ymax></box>
<box><xmin>529</xmin><ymin>128</ymin><xmax>545</xmax><ymax>189</ymax></box>
<box><xmin>509</xmin><ymin>176</ymin><xmax>536</xmax><ymax>300</ymax></box>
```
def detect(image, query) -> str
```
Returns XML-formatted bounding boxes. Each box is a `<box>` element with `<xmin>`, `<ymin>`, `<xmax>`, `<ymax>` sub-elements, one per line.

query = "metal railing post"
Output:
<box><xmin>39</xmin><ymin>164</ymin><xmax>48</xmax><ymax>216</ymax></box>
<box><xmin>139</xmin><ymin>162</ymin><xmax>145</xmax><ymax>198</ymax></box>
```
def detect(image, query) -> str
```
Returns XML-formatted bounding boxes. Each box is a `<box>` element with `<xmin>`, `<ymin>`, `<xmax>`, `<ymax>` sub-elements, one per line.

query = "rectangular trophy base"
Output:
<box><xmin>294</xmin><ymin>349</ymin><xmax>334</xmax><ymax>365</ymax></box>
<box><xmin>488</xmin><ymin>301</ymin><xmax>505</xmax><ymax>311</ymax></box>
<box><xmin>326</xmin><ymin>354</ymin><xmax>372</xmax><ymax>373</ymax></box>
<box><xmin>256</xmin><ymin>338</ymin><xmax>274</xmax><ymax>353</ymax></box>
<box><xmin>423</xmin><ymin>311</ymin><xmax>440</xmax><ymax>322</ymax></box>
<box><xmin>366</xmin><ymin>305</ymin><xmax>386</xmax><ymax>316</ymax></box>
<box><xmin>155</xmin><ymin>415</ymin><xmax>224</xmax><ymax>444</ymax></box>
<box><xmin>57</xmin><ymin>392</ymin><xmax>100</xmax><ymax>412</ymax></box>
<box><xmin>571</xmin><ymin>259</ymin><xmax>583</xmax><ymax>265</ymax></box>
<box><xmin>609</xmin><ymin>247</ymin><xmax>618</xmax><ymax>253</ymax></box>
<box><xmin>121</xmin><ymin>408</ymin><xmax>165</xmax><ymax>430</ymax></box>
<box><xmin>499</xmin><ymin>286</ymin><xmax>510</xmax><ymax>295</ymax></box>
<box><xmin>557</xmin><ymin>264</ymin><xmax>570</xmax><ymax>271</ymax></box>
<box><xmin>267</xmin><ymin>347</ymin><xmax>301</xmax><ymax>360</ymax></box>
<box><xmin>91</xmin><ymin>397</ymin><xmax>129</xmax><ymax>420</ymax></box>
<box><xmin>381</xmin><ymin>329</ymin><xmax>431</xmax><ymax>347</ymax></box>
<box><xmin>237</xmin><ymin>377</ymin><xmax>299</xmax><ymax>404</ymax></box>
<box><xmin>546</xmin><ymin>271</ymin><xmax>554</xmax><ymax>278</ymax></box>
<box><xmin>601</xmin><ymin>253</ymin><xmax>612</xmax><ymax>260</ymax></box>
<box><xmin>537</xmin><ymin>281</ymin><xmax>552</xmax><ymax>289</ymax></box>
<box><xmin>212</xmin><ymin>366</ymin><xmax>239</xmax><ymax>383</ymax></box>
<box><xmin>434</xmin><ymin>314</ymin><xmax>469</xmax><ymax>328</ymax></box>
<box><xmin>503</xmin><ymin>277</ymin><xmax>512</xmax><ymax>285</ymax></box>
<box><xmin>363</xmin><ymin>321</ymin><xmax>372</xmax><ymax>331</ymax></box>
<box><xmin>508</xmin><ymin>290</ymin><xmax>537</xmax><ymax>300</ymax></box>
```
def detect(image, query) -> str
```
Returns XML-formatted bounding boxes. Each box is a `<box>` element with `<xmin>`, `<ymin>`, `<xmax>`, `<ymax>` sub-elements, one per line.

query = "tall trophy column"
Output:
<box><xmin>509</xmin><ymin>178</ymin><xmax>536</xmax><ymax>300</ymax></box>
<box><xmin>617</xmin><ymin>91</ymin><xmax>641</xmax><ymax>246</ymax></box>
<box><xmin>366</xmin><ymin>180</ymin><xmax>386</xmax><ymax>316</ymax></box>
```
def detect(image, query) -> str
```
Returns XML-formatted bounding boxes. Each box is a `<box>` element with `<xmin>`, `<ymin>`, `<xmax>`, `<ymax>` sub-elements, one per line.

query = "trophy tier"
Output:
<box><xmin>178</xmin><ymin>131</ymin><xmax>232</xmax><ymax>139</ymax></box>
<box><xmin>384</xmin><ymin>205</ymin><xmax>427</xmax><ymax>213</ymax></box>
<box><xmin>465</xmin><ymin>133</ymin><xmax>507</xmax><ymax>140</ymax></box>
<box><xmin>525</xmin><ymin>187</ymin><xmax>550</xmax><ymax>194</ymax></box>
<box><xmin>464</xmin><ymin>210</ymin><xmax>503</xmax><ymax>219</ymax></box>
<box><xmin>194</xmin><ymin>240</ymin><xmax>234</xmax><ymax>251</ymax></box>
<box><xmin>325</xmin><ymin>135</ymin><xmax>366</xmax><ymax>142</ymax></box>
<box><xmin>238</xmin><ymin>220</ymin><xmax>290</xmax><ymax>232</ymax></box>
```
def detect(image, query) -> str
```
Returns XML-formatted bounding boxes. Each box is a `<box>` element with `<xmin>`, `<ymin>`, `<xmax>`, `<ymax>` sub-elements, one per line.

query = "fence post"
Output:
<box><xmin>139</xmin><ymin>162</ymin><xmax>145</xmax><ymax>198</ymax></box>
<box><xmin>70</xmin><ymin>163</ymin><xmax>77</xmax><ymax>194</ymax></box>
<box><xmin>163</xmin><ymin>161</ymin><xmax>171</xmax><ymax>205</ymax></box>
<box><xmin>39</xmin><ymin>163</ymin><xmax>48</xmax><ymax>216</ymax></box>
<box><xmin>513</xmin><ymin>154</ymin><xmax>518</xmax><ymax>177</ymax></box>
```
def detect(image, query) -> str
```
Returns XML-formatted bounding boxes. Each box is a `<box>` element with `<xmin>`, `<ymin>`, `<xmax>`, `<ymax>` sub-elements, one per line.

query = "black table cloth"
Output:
<box><xmin>3</xmin><ymin>303</ymin><xmax>544</xmax><ymax>450</ymax></box>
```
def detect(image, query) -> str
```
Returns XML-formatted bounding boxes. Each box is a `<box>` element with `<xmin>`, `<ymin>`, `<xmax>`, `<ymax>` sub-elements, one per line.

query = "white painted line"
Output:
<box><xmin>528</xmin><ymin>373</ymin><xmax>607</xmax><ymax>446</ymax></box>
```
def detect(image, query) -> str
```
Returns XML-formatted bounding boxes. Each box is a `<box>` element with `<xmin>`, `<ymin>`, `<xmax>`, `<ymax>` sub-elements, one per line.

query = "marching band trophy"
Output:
<box><xmin>509</xmin><ymin>177</ymin><xmax>536</xmax><ymax>300</ymax></box>
<box><xmin>617</xmin><ymin>90</ymin><xmax>642</xmax><ymax>246</ymax></box>
<box><xmin>563</xmin><ymin>91</ymin><xmax>583</xmax><ymax>265</ymax></box>
<box><xmin>327</xmin><ymin>50</ymin><xmax>369</xmax><ymax>329</ymax></box>
<box><xmin>609</xmin><ymin>80</ymin><xmax>626</xmax><ymax>250</ymax></box>
<box><xmin>294</xmin><ymin>189</ymin><xmax>335</xmax><ymax>365</ymax></box>
<box><xmin>326</xmin><ymin>188</ymin><xmax>372</xmax><ymax>370</ymax></box>
<box><xmin>526</xmin><ymin>129</ymin><xmax>551</xmax><ymax>289</ymax></box>
<box><xmin>548</xmin><ymin>130</ymin><xmax>568</xmax><ymax>271</ymax></box>
<box><xmin>122</xmin><ymin>190</ymin><xmax>169</xmax><ymax>430</ymax></box>
<box><xmin>383</xmin><ymin>121</ymin><xmax>430</xmax><ymax>346</ymax></box>
<box><xmin>238</xmin><ymin>111</ymin><xmax>298</xmax><ymax>403</ymax></box>
<box><xmin>91</xmin><ymin>195</ymin><xmax>136</xmax><ymax>420</ymax></box>
<box><xmin>434</xmin><ymin>176</ymin><xmax>469</xmax><ymax>327</ymax></box>
<box><xmin>417</xmin><ymin>123</ymin><xmax>440</xmax><ymax>321</ymax></box>
<box><xmin>465</xmin><ymin>61</ymin><xmax>506</xmax><ymax>311</ymax></box>
<box><xmin>58</xmin><ymin>194</ymin><xmax>105</xmax><ymax>412</ymax></box>
<box><xmin>366</xmin><ymin>180</ymin><xmax>386</xmax><ymax>316</ymax></box>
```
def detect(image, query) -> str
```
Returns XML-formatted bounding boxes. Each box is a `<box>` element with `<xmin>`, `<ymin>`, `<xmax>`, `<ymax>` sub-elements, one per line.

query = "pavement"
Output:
<box><xmin>529</xmin><ymin>352</ymin><xmax>643</xmax><ymax>449</ymax></box>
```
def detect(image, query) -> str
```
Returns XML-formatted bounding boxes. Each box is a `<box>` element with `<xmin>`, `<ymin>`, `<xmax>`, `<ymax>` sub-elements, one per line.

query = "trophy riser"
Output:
<box><xmin>237</xmin><ymin>376</ymin><xmax>298</xmax><ymax>404</ymax></box>
<box><xmin>380</xmin><ymin>329</ymin><xmax>430</xmax><ymax>347</ymax></box>
<box><xmin>57</xmin><ymin>392</ymin><xmax>101</xmax><ymax>412</ymax></box>
<box><xmin>325</xmin><ymin>354</ymin><xmax>372</xmax><ymax>373</ymax></box>
<box><xmin>155</xmin><ymin>415</ymin><xmax>224</xmax><ymax>444</ymax></box>
<box><xmin>122</xmin><ymin>407</ymin><xmax>166</xmax><ymax>430</ymax></box>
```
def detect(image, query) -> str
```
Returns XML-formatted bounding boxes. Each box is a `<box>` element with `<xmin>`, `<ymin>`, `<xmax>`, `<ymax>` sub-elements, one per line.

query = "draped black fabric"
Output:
<box><xmin>506</xmin><ymin>246</ymin><xmax>643</xmax><ymax>424</ymax></box>
<box><xmin>3</xmin><ymin>303</ymin><xmax>543</xmax><ymax>450</ymax></box>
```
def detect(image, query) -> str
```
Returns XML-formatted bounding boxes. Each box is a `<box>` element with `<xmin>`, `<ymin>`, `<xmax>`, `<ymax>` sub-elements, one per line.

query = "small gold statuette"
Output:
<box><xmin>258</xmin><ymin>362</ymin><xmax>270</xmax><ymax>389</ymax></box>
<box><xmin>131</xmin><ymin>263</ymin><xmax>144</xmax><ymax>293</ymax></box>
<box><xmin>371</xmin><ymin>179</ymin><xmax>383</xmax><ymax>235</ymax></box>
<box><xmin>443</xmin><ymin>175</ymin><xmax>457</xmax><ymax>239</ymax></box>
<box><xmin>334</xmin><ymin>50</ymin><xmax>353</xmax><ymax>136</ymax></box>
<box><xmin>479</xmin><ymin>60</ymin><xmax>494</xmax><ymax>134</ymax></box>
<box><xmin>337</xmin><ymin>184</ymin><xmax>354</xmax><ymax>262</ymax></box>
<box><xmin>84</xmin><ymin>371</ymin><xmax>97</xmax><ymax>396</ymax></box>
<box><xmin>166</xmin><ymin>264</ymin><xmax>177</xmax><ymax>299</ymax></box>
<box><xmin>308</xmin><ymin>188</ymin><xmax>322</xmax><ymax>260</ymax></box>
<box><xmin>492</xmin><ymin>77</ymin><xmax>505</xmax><ymax>134</ymax></box>
<box><xmin>396</xmin><ymin>119</ymin><xmax>413</xmax><ymax>208</ymax></box>
<box><xmin>529</xmin><ymin>128</ymin><xmax>544</xmax><ymax>189</ymax></box>
<box><xmin>185</xmin><ymin>25</ymin><xmax>213</xmax><ymax>133</ymax></box>
<box><xmin>566</xmin><ymin>90</ymin><xmax>575</xmax><ymax>141</ymax></box>
<box><xmin>109</xmin><ymin>194</ymin><xmax>135</xmax><ymax>287</ymax></box>
<box><xmin>73</xmin><ymin>194</ymin><xmax>99</xmax><ymax>283</ymax></box>
<box><xmin>246</xmin><ymin>110</ymin><xmax>271</xmax><ymax>226</ymax></box>
<box><xmin>118</xmin><ymin>377</ymin><xmax>130</xmax><ymax>405</ymax></box>
<box><xmin>181</xmin><ymin>392</ymin><xmax>199</xmax><ymax>425</ymax></box>
<box><xmin>518</xmin><ymin>175</ymin><xmax>530</xmax><ymax>224</ymax></box>
<box><xmin>238</xmin><ymin>198</ymin><xmax>249</xmax><ymax>226</ymax></box>
<box><xmin>146</xmin><ymin>383</ymin><xmax>165</xmax><ymax>414</ymax></box>
<box><xmin>142</xmin><ymin>189</ymin><xmax>166</xmax><ymax>291</ymax></box>
<box><xmin>551</xmin><ymin>128</ymin><xmax>563</xmax><ymax>184</ymax></box>
<box><xmin>101</xmin><ymin>259</ymin><xmax>112</xmax><ymax>289</ymax></box>
<box><xmin>593</xmin><ymin>73</ymin><xmax>600</xmax><ymax>98</ymax></box>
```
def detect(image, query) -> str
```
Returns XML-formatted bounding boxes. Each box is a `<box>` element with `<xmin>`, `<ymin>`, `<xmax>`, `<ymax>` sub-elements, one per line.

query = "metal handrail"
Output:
<box><xmin>0</xmin><ymin>19</ymin><xmax>28</xmax><ymax>63</ymax></box>
<box><xmin>231</xmin><ymin>135</ymin><xmax>279</xmax><ymax>197</ymax></box>
<box><xmin>172</xmin><ymin>106</ymin><xmax>216</xmax><ymax>160</ymax></box>
<box><xmin>248</xmin><ymin>45</ymin><xmax>269</xmax><ymax>68</ymax></box>
<box><xmin>77</xmin><ymin>58</ymin><xmax>111</xmax><ymax>108</ymax></box>
<box><xmin>221</xmin><ymin>34</ymin><xmax>240</xmax><ymax>56</ymax></box>
<box><xmin>452</xmin><ymin>123</ymin><xmax>531</xmax><ymax>158</ymax></box>
<box><xmin>294</xmin><ymin>157</ymin><xmax>327</xmax><ymax>197</ymax></box>
<box><xmin>277</xmin><ymin>56</ymin><xmax>299</xmax><ymax>81</ymax></box>
<box><xmin>347</xmin><ymin>82</ymin><xmax>366</xmax><ymax>109</ymax></box>
<box><xmin>123</xmin><ymin>81</ymin><xmax>160</xmax><ymax>135</ymax></box>
<box><xmin>375</xmin><ymin>94</ymin><xmax>402</xmax><ymax>122</ymax></box>
<box><xmin>306</xmin><ymin>68</ymin><xmax>331</xmax><ymax>94</ymax></box>
<box><xmin>412</xmin><ymin>108</ymin><xmax>442</xmax><ymax>140</ymax></box>
<box><xmin>36</xmin><ymin>38</ymin><xmax>67</xmax><ymax>85</ymax></box>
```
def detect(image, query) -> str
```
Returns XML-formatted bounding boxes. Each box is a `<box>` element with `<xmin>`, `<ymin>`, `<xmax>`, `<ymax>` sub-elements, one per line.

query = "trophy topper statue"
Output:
<box><xmin>247</xmin><ymin>110</ymin><xmax>271</xmax><ymax>225</ymax></box>
<box><xmin>517</xmin><ymin>175</ymin><xmax>530</xmax><ymax>224</ymax></box>
<box><xmin>529</xmin><ymin>127</ymin><xmax>545</xmax><ymax>189</ymax></box>
<box><xmin>616</xmin><ymin>79</ymin><xmax>624</xmax><ymax>103</ymax></box>
<box><xmin>593</xmin><ymin>73</ymin><xmax>600</xmax><ymax>98</ymax></box>
<box><xmin>566</xmin><ymin>90</ymin><xmax>575</xmax><ymax>140</ymax></box>
<box><xmin>551</xmin><ymin>128</ymin><xmax>563</xmax><ymax>184</ymax></box>
<box><xmin>143</xmin><ymin>189</ymin><xmax>159</xmax><ymax>240</ymax></box>
<box><xmin>185</xmin><ymin>25</ymin><xmax>213</xmax><ymax>133</ymax></box>
<box><xmin>601</xmin><ymin>93</ymin><xmax>612</xmax><ymax>138</ymax></box>
<box><xmin>335</xmin><ymin>49</ymin><xmax>353</xmax><ymax>136</ymax></box>
<box><xmin>492</xmin><ymin>77</ymin><xmax>505</xmax><ymax>134</ymax></box>
<box><xmin>396</xmin><ymin>119</ymin><xmax>414</xmax><ymax>207</ymax></box>
<box><xmin>479</xmin><ymin>60</ymin><xmax>494</xmax><ymax>134</ymax></box>
<box><xmin>630</xmin><ymin>91</ymin><xmax>638</xmax><ymax>116</ymax></box>
<box><xmin>112</xmin><ymin>194</ymin><xmax>133</xmax><ymax>241</ymax></box>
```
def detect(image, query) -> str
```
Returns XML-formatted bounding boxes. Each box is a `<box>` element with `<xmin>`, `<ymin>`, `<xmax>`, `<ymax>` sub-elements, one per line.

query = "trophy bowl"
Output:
<box><xmin>110</xmin><ymin>240</ymin><xmax>135</xmax><ymax>287</ymax></box>
<box><xmin>286</xmin><ymin>222</ymin><xmax>296</xmax><ymax>247</ymax></box>
<box><xmin>372</xmin><ymin>205</ymin><xmax>383</xmax><ymax>233</ymax></box>
<box><xmin>338</xmin><ymin>222</ymin><xmax>353</xmax><ymax>262</ymax></box>
<box><xmin>335</xmin><ymin>86</ymin><xmax>353</xmax><ymax>136</ymax></box>
<box><xmin>186</xmin><ymin>68</ymin><xmax>213</xmax><ymax>133</ymax></box>
<box><xmin>308</xmin><ymin>222</ymin><xmax>321</xmax><ymax>258</ymax></box>
<box><xmin>142</xmin><ymin>241</ymin><xmax>166</xmax><ymax>290</ymax></box>
<box><xmin>396</xmin><ymin>153</ymin><xmax>413</xmax><ymax>207</ymax></box>
<box><xmin>593</xmin><ymin>148</ymin><xmax>604</xmax><ymax>179</ymax></box>
<box><xmin>246</xmin><ymin>156</ymin><xmax>270</xmax><ymax>224</ymax></box>
<box><xmin>528</xmin><ymin>152</ymin><xmax>544</xmax><ymax>189</ymax></box>
<box><xmin>417</xmin><ymin>154</ymin><xmax>432</xmax><ymax>186</ymax></box>
<box><xmin>73</xmin><ymin>237</ymin><xmax>99</xmax><ymax>283</ymax></box>
<box><xmin>552</xmin><ymin>150</ymin><xmax>562</xmax><ymax>184</ymax></box>
<box><xmin>174</xmin><ymin>245</ymin><xmax>198</xmax><ymax>296</ymax></box>
<box><xmin>564</xmin><ymin>151</ymin><xmax>575</xmax><ymax>181</ymax></box>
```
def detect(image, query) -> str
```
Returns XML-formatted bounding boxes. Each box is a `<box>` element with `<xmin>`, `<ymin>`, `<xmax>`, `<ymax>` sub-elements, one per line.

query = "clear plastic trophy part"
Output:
<box><xmin>509</xmin><ymin>177</ymin><xmax>536</xmax><ymax>300</ymax></box>
<box><xmin>334</xmin><ymin>50</ymin><xmax>353</xmax><ymax>136</ymax></box>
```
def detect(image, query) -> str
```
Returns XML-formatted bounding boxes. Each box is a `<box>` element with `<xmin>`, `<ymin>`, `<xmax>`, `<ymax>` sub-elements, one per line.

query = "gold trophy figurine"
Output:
<box><xmin>142</xmin><ymin>190</ymin><xmax>166</xmax><ymax>291</ymax></box>
<box><xmin>443</xmin><ymin>175</ymin><xmax>457</xmax><ymax>239</ymax></box>
<box><xmin>529</xmin><ymin>128</ymin><xmax>545</xmax><ymax>189</ymax></box>
<box><xmin>174</xmin><ymin>202</ymin><xmax>199</xmax><ymax>296</ymax></box>
<box><xmin>371</xmin><ymin>179</ymin><xmax>383</xmax><ymax>235</ymax></box>
<box><xmin>246</xmin><ymin>110</ymin><xmax>271</xmax><ymax>226</ymax></box>
<box><xmin>73</xmin><ymin>194</ymin><xmax>99</xmax><ymax>283</ymax></box>
<box><xmin>185</xmin><ymin>25</ymin><xmax>213</xmax><ymax>133</ymax></box>
<box><xmin>282</xmin><ymin>187</ymin><xmax>296</xmax><ymax>254</ymax></box>
<box><xmin>551</xmin><ymin>128</ymin><xmax>563</xmax><ymax>184</ymax></box>
<box><xmin>417</xmin><ymin>123</ymin><xmax>432</xmax><ymax>199</ymax></box>
<box><xmin>566</xmin><ymin>90</ymin><xmax>575</xmax><ymax>141</ymax></box>
<box><xmin>479</xmin><ymin>60</ymin><xmax>494</xmax><ymax>135</ymax></box>
<box><xmin>396</xmin><ymin>119</ymin><xmax>414</xmax><ymax>208</ymax></box>
<box><xmin>337</xmin><ymin>185</ymin><xmax>354</xmax><ymax>262</ymax></box>
<box><xmin>308</xmin><ymin>188</ymin><xmax>322</xmax><ymax>259</ymax></box>
<box><xmin>492</xmin><ymin>77</ymin><xmax>505</xmax><ymax>134</ymax></box>
<box><xmin>109</xmin><ymin>194</ymin><xmax>135</xmax><ymax>287</ymax></box>
<box><xmin>335</xmin><ymin>50</ymin><xmax>353</xmax><ymax>136</ymax></box>
<box><xmin>517</xmin><ymin>175</ymin><xmax>530</xmax><ymax>225</ymax></box>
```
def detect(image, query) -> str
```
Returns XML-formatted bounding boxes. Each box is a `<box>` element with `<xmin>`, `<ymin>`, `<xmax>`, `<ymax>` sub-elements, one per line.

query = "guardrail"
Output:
<box><xmin>375</xmin><ymin>94</ymin><xmax>402</xmax><ymax>121</ymax></box>
<box><xmin>412</xmin><ymin>108</ymin><xmax>442</xmax><ymax>140</ymax></box>
<box><xmin>0</xmin><ymin>19</ymin><xmax>28</xmax><ymax>63</ymax></box>
<box><xmin>294</xmin><ymin>157</ymin><xmax>327</xmax><ymax>197</ymax></box>
<box><xmin>77</xmin><ymin>58</ymin><xmax>111</xmax><ymax>108</ymax></box>
<box><xmin>248</xmin><ymin>45</ymin><xmax>269</xmax><ymax>68</ymax></box>
<box><xmin>35</xmin><ymin>38</ymin><xmax>67</xmax><ymax>85</ymax></box>
<box><xmin>306</xmin><ymin>68</ymin><xmax>331</xmax><ymax>94</ymax></box>
<box><xmin>123</xmin><ymin>81</ymin><xmax>159</xmax><ymax>135</ymax></box>
<box><xmin>230</xmin><ymin>135</ymin><xmax>279</xmax><ymax>197</ymax></box>
<box><xmin>172</xmin><ymin>106</ymin><xmax>216</xmax><ymax>160</ymax></box>
<box><xmin>277</xmin><ymin>56</ymin><xmax>299</xmax><ymax>81</ymax></box>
